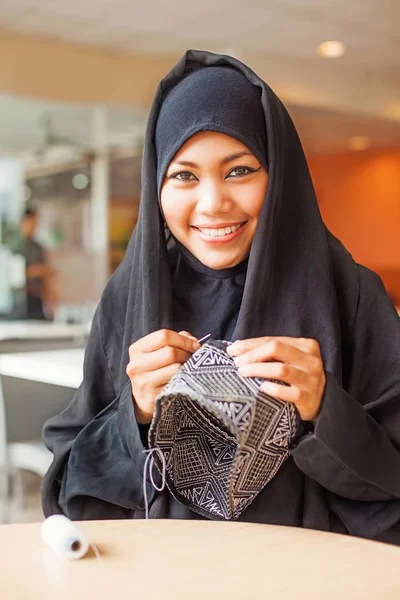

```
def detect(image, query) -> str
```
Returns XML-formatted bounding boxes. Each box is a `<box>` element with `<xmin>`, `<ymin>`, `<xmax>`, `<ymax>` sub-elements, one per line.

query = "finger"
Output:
<box><xmin>227</xmin><ymin>337</ymin><xmax>270</xmax><ymax>356</ymax></box>
<box><xmin>237</xmin><ymin>361</ymin><xmax>308</xmax><ymax>387</ymax></box>
<box><xmin>260</xmin><ymin>378</ymin><xmax>323</xmax><ymax>422</ymax></box>
<box><xmin>259</xmin><ymin>380</ymin><xmax>302</xmax><ymax>404</ymax></box>
<box><xmin>178</xmin><ymin>331</ymin><xmax>198</xmax><ymax>341</ymax></box>
<box><xmin>234</xmin><ymin>340</ymin><xmax>315</xmax><ymax>373</ymax></box>
<box><xmin>134</xmin><ymin>362</ymin><xmax>182</xmax><ymax>391</ymax></box>
<box><xmin>127</xmin><ymin>346</ymin><xmax>192</xmax><ymax>376</ymax></box>
<box><xmin>129</xmin><ymin>329</ymin><xmax>200</xmax><ymax>356</ymax></box>
<box><xmin>228</xmin><ymin>336</ymin><xmax>320</xmax><ymax>357</ymax></box>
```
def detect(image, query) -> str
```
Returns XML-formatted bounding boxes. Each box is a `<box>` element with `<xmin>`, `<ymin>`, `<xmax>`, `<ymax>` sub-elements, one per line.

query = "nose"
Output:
<box><xmin>195</xmin><ymin>179</ymin><xmax>233</xmax><ymax>215</ymax></box>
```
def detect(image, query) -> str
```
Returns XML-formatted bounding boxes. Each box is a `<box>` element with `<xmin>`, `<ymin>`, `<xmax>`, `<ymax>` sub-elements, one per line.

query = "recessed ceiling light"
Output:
<box><xmin>348</xmin><ymin>136</ymin><xmax>369</xmax><ymax>151</ymax></box>
<box><xmin>316</xmin><ymin>41</ymin><xmax>347</xmax><ymax>59</ymax></box>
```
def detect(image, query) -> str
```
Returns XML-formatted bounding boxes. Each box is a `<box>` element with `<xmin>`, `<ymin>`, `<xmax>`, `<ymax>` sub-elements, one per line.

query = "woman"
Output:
<box><xmin>42</xmin><ymin>50</ymin><xmax>400</xmax><ymax>543</ymax></box>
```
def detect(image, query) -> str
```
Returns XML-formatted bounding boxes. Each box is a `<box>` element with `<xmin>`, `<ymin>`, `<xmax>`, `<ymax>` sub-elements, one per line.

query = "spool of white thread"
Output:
<box><xmin>41</xmin><ymin>515</ymin><xmax>89</xmax><ymax>560</ymax></box>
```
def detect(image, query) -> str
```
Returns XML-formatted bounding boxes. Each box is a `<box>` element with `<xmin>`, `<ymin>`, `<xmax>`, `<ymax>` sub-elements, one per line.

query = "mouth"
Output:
<box><xmin>191</xmin><ymin>221</ymin><xmax>247</xmax><ymax>244</ymax></box>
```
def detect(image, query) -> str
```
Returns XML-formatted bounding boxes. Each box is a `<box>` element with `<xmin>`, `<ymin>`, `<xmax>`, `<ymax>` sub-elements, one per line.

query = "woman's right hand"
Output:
<box><xmin>126</xmin><ymin>329</ymin><xmax>200</xmax><ymax>424</ymax></box>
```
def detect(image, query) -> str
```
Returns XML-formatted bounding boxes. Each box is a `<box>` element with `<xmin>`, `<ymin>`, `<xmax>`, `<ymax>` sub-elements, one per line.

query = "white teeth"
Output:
<box><xmin>197</xmin><ymin>223</ymin><xmax>242</xmax><ymax>237</ymax></box>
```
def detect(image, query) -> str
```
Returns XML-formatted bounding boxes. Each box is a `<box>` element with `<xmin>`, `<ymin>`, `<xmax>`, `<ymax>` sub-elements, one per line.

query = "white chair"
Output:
<box><xmin>0</xmin><ymin>375</ymin><xmax>52</xmax><ymax>523</ymax></box>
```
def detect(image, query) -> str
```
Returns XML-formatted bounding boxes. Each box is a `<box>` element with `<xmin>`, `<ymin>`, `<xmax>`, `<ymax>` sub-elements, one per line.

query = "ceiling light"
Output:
<box><xmin>348</xmin><ymin>136</ymin><xmax>369</xmax><ymax>151</ymax></box>
<box><xmin>316</xmin><ymin>41</ymin><xmax>346</xmax><ymax>59</ymax></box>
<box><xmin>72</xmin><ymin>173</ymin><xmax>89</xmax><ymax>190</ymax></box>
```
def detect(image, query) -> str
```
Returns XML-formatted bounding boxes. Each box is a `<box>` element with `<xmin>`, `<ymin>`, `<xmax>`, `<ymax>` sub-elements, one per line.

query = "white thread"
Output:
<box><xmin>89</xmin><ymin>542</ymin><xmax>103</xmax><ymax>564</ymax></box>
<box><xmin>41</xmin><ymin>515</ymin><xmax>89</xmax><ymax>560</ymax></box>
<box><xmin>198</xmin><ymin>333</ymin><xmax>212</xmax><ymax>344</ymax></box>
<box><xmin>142</xmin><ymin>448</ymin><xmax>166</xmax><ymax>520</ymax></box>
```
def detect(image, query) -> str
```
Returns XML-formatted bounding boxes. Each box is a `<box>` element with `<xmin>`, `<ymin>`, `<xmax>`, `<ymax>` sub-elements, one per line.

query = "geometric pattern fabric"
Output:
<box><xmin>149</xmin><ymin>340</ymin><xmax>300</xmax><ymax>520</ymax></box>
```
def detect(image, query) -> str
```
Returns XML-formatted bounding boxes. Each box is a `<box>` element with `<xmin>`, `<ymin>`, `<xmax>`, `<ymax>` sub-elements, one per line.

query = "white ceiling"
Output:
<box><xmin>0</xmin><ymin>0</ymin><xmax>399</xmax><ymax>81</ymax></box>
<box><xmin>0</xmin><ymin>0</ymin><xmax>399</xmax><ymax>168</ymax></box>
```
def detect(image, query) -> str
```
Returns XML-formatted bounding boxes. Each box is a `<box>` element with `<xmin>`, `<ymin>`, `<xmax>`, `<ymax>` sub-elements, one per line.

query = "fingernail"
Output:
<box><xmin>227</xmin><ymin>342</ymin><xmax>240</xmax><ymax>356</ymax></box>
<box><xmin>192</xmin><ymin>341</ymin><xmax>201</xmax><ymax>352</ymax></box>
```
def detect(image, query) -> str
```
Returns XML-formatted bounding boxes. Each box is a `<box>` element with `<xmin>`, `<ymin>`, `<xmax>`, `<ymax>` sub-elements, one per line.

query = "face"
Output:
<box><xmin>160</xmin><ymin>131</ymin><xmax>268</xmax><ymax>270</ymax></box>
<box><xmin>20</xmin><ymin>215</ymin><xmax>37</xmax><ymax>238</ymax></box>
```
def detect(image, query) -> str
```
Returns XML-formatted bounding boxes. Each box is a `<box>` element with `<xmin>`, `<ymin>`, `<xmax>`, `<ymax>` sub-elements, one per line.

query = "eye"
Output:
<box><xmin>168</xmin><ymin>171</ymin><xmax>197</xmax><ymax>181</ymax></box>
<box><xmin>227</xmin><ymin>166</ymin><xmax>259</xmax><ymax>178</ymax></box>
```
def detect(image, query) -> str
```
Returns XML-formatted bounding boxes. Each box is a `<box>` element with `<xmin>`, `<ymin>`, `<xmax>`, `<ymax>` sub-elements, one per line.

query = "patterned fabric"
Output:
<box><xmin>149</xmin><ymin>340</ymin><xmax>300</xmax><ymax>520</ymax></box>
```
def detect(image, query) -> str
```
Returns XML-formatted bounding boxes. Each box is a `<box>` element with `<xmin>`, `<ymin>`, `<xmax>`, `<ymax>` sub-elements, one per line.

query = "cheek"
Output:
<box><xmin>234</xmin><ymin>186</ymin><xmax>266</xmax><ymax>221</ymax></box>
<box><xmin>253</xmin><ymin>194</ymin><xmax>266</xmax><ymax>219</ymax></box>
<box><xmin>160</xmin><ymin>189</ymin><xmax>191</xmax><ymax>233</ymax></box>
<box><xmin>247</xmin><ymin>178</ymin><xmax>268</xmax><ymax>219</ymax></box>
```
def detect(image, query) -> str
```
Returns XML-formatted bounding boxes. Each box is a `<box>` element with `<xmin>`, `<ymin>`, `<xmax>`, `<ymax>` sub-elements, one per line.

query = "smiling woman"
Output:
<box><xmin>161</xmin><ymin>132</ymin><xmax>268</xmax><ymax>269</ymax></box>
<box><xmin>42</xmin><ymin>50</ymin><xmax>400</xmax><ymax>545</ymax></box>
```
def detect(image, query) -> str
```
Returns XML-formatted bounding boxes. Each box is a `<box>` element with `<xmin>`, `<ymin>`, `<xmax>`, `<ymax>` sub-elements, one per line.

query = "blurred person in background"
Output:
<box><xmin>19</xmin><ymin>208</ymin><xmax>56</xmax><ymax>320</ymax></box>
<box><xmin>42</xmin><ymin>50</ymin><xmax>400</xmax><ymax>545</ymax></box>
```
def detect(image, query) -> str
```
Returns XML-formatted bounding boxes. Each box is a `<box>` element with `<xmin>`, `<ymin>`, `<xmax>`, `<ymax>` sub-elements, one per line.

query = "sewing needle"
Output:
<box><xmin>198</xmin><ymin>333</ymin><xmax>212</xmax><ymax>344</ymax></box>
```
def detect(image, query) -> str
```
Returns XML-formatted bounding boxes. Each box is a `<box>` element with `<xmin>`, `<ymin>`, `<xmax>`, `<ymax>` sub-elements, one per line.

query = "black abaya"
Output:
<box><xmin>42</xmin><ymin>50</ymin><xmax>400</xmax><ymax>544</ymax></box>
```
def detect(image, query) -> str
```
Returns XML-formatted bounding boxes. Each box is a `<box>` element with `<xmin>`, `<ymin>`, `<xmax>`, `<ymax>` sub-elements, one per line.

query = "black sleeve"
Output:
<box><xmin>291</xmin><ymin>372</ymin><xmax>400</xmax><ymax>501</ymax></box>
<box><xmin>290</xmin><ymin>266</ymin><xmax>400</xmax><ymax>538</ymax></box>
<box><xmin>41</xmin><ymin>304</ymin><xmax>154</xmax><ymax>518</ymax></box>
<box><xmin>58</xmin><ymin>383</ymin><xmax>155</xmax><ymax>519</ymax></box>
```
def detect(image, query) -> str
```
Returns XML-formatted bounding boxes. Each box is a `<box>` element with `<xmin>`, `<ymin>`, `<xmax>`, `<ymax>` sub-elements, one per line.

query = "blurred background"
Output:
<box><xmin>0</xmin><ymin>0</ymin><xmax>399</xmax><ymax>522</ymax></box>
<box><xmin>1</xmin><ymin>0</ymin><xmax>400</xmax><ymax>317</ymax></box>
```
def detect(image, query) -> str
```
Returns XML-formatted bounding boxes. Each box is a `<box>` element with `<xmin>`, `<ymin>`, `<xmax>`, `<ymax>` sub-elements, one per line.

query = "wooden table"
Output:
<box><xmin>1</xmin><ymin>520</ymin><xmax>400</xmax><ymax>599</ymax></box>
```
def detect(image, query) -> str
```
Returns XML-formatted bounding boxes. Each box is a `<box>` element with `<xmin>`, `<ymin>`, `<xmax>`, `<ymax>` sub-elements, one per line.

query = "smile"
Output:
<box><xmin>197</xmin><ymin>223</ymin><xmax>242</xmax><ymax>237</ymax></box>
<box><xmin>192</xmin><ymin>221</ymin><xmax>247</xmax><ymax>243</ymax></box>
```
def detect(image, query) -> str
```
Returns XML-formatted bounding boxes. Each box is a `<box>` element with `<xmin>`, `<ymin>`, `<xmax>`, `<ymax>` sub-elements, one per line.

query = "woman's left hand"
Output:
<box><xmin>227</xmin><ymin>337</ymin><xmax>326</xmax><ymax>422</ymax></box>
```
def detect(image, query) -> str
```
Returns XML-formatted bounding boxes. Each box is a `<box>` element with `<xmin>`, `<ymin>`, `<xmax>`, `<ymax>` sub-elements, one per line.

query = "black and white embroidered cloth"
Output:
<box><xmin>149</xmin><ymin>340</ymin><xmax>300</xmax><ymax>520</ymax></box>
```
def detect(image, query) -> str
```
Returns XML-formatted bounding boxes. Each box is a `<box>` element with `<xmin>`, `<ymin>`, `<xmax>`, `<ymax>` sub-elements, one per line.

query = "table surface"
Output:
<box><xmin>0</xmin><ymin>348</ymin><xmax>84</xmax><ymax>388</ymax></box>
<box><xmin>1</xmin><ymin>520</ymin><xmax>400</xmax><ymax>599</ymax></box>
<box><xmin>0</xmin><ymin>320</ymin><xmax>89</xmax><ymax>341</ymax></box>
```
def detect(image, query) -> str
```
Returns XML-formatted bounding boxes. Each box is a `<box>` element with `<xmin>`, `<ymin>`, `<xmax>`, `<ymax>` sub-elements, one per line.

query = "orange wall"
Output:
<box><xmin>308</xmin><ymin>148</ymin><xmax>400</xmax><ymax>304</ymax></box>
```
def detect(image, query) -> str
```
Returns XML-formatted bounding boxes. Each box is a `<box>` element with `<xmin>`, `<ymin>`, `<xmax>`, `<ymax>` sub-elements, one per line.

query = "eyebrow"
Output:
<box><xmin>172</xmin><ymin>152</ymin><xmax>254</xmax><ymax>168</ymax></box>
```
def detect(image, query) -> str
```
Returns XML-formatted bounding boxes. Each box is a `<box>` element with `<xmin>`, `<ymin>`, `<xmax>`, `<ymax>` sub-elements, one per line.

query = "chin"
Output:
<box><xmin>196</xmin><ymin>251</ymin><xmax>243</xmax><ymax>270</ymax></box>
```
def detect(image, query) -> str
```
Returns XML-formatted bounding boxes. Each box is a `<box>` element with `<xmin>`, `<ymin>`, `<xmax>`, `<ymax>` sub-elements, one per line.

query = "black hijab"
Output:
<box><xmin>155</xmin><ymin>64</ymin><xmax>268</xmax><ymax>342</ymax></box>
<box><xmin>42</xmin><ymin>50</ymin><xmax>400</xmax><ymax>543</ymax></box>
